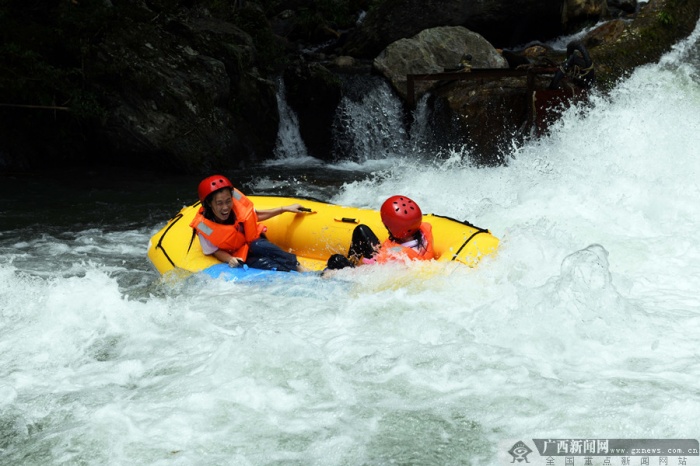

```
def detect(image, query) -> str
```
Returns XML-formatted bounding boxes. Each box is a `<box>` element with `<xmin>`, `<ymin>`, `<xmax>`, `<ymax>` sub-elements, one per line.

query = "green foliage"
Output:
<box><xmin>255</xmin><ymin>0</ymin><xmax>360</xmax><ymax>29</ymax></box>
<box><xmin>657</xmin><ymin>10</ymin><xmax>674</xmax><ymax>27</ymax></box>
<box><xmin>293</xmin><ymin>8</ymin><xmax>327</xmax><ymax>40</ymax></box>
<box><xmin>193</xmin><ymin>0</ymin><xmax>237</xmax><ymax>20</ymax></box>
<box><xmin>234</xmin><ymin>6</ymin><xmax>286</xmax><ymax>72</ymax></box>
<box><xmin>314</xmin><ymin>0</ymin><xmax>354</xmax><ymax>28</ymax></box>
<box><xmin>365</xmin><ymin>0</ymin><xmax>386</xmax><ymax>13</ymax></box>
<box><xmin>0</xmin><ymin>0</ymin><xmax>113</xmax><ymax>117</ymax></box>
<box><xmin>1</xmin><ymin>43</ymin><xmax>60</xmax><ymax>101</ymax></box>
<box><xmin>254</xmin><ymin>0</ymin><xmax>290</xmax><ymax>16</ymax></box>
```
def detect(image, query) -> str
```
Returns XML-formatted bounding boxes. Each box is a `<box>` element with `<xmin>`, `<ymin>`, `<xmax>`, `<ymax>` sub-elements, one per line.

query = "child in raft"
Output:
<box><xmin>326</xmin><ymin>195</ymin><xmax>435</xmax><ymax>270</ymax></box>
<box><xmin>190</xmin><ymin>174</ymin><xmax>307</xmax><ymax>272</ymax></box>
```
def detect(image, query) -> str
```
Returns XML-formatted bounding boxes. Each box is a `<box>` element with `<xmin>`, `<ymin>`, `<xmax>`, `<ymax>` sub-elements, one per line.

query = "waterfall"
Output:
<box><xmin>331</xmin><ymin>75</ymin><xmax>410</xmax><ymax>161</ymax></box>
<box><xmin>272</xmin><ymin>74</ymin><xmax>448</xmax><ymax>165</ymax></box>
<box><xmin>272</xmin><ymin>77</ymin><xmax>310</xmax><ymax>161</ymax></box>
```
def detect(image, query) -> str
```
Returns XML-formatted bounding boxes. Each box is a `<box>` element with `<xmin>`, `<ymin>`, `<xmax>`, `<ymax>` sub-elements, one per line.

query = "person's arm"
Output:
<box><xmin>255</xmin><ymin>203</ymin><xmax>306</xmax><ymax>221</ymax></box>
<box><xmin>199</xmin><ymin>232</ymin><xmax>244</xmax><ymax>267</ymax></box>
<box><xmin>213</xmin><ymin>249</ymin><xmax>244</xmax><ymax>267</ymax></box>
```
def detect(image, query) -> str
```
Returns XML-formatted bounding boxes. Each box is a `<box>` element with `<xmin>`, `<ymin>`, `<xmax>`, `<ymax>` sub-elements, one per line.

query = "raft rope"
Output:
<box><xmin>561</xmin><ymin>61</ymin><xmax>594</xmax><ymax>80</ymax></box>
<box><xmin>155</xmin><ymin>212</ymin><xmax>184</xmax><ymax>268</ymax></box>
<box><xmin>429</xmin><ymin>214</ymin><xmax>490</xmax><ymax>262</ymax></box>
<box><xmin>451</xmin><ymin>229</ymin><xmax>489</xmax><ymax>261</ymax></box>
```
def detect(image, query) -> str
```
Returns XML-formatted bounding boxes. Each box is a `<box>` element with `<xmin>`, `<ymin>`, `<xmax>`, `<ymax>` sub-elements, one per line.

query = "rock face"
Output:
<box><xmin>365</xmin><ymin>0</ymin><xmax>700</xmax><ymax>163</ymax></box>
<box><xmin>587</xmin><ymin>0</ymin><xmax>700</xmax><ymax>87</ymax></box>
<box><xmin>608</xmin><ymin>0</ymin><xmax>638</xmax><ymax>15</ymax></box>
<box><xmin>0</xmin><ymin>2</ymin><xmax>282</xmax><ymax>174</ymax></box>
<box><xmin>91</xmin><ymin>11</ymin><xmax>279</xmax><ymax>173</ymax></box>
<box><xmin>342</xmin><ymin>0</ymin><xmax>605</xmax><ymax>58</ymax></box>
<box><xmin>563</xmin><ymin>0</ymin><xmax>609</xmax><ymax>29</ymax></box>
<box><xmin>373</xmin><ymin>26</ymin><xmax>508</xmax><ymax>101</ymax></box>
<box><xmin>369</xmin><ymin>26</ymin><xmax>533</xmax><ymax>163</ymax></box>
<box><xmin>1</xmin><ymin>0</ymin><xmax>698</xmax><ymax>173</ymax></box>
<box><xmin>283</xmin><ymin>63</ymin><xmax>342</xmax><ymax>161</ymax></box>
<box><xmin>428</xmin><ymin>76</ymin><xmax>536</xmax><ymax>164</ymax></box>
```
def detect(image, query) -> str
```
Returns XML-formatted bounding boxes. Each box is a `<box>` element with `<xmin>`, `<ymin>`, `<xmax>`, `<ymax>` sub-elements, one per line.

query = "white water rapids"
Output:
<box><xmin>1</xmin><ymin>24</ymin><xmax>700</xmax><ymax>465</ymax></box>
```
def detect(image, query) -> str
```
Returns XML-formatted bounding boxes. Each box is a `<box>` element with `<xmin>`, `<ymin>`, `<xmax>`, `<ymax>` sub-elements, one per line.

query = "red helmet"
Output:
<box><xmin>197</xmin><ymin>175</ymin><xmax>233</xmax><ymax>202</ymax></box>
<box><xmin>380</xmin><ymin>195</ymin><xmax>422</xmax><ymax>238</ymax></box>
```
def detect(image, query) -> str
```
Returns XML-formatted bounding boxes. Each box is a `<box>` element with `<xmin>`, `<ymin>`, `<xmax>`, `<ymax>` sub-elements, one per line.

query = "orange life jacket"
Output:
<box><xmin>189</xmin><ymin>189</ymin><xmax>266</xmax><ymax>261</ymax></box>
<box><xmin>375</xmin><ymin>222</ymin><xmax>436</xmax><ymax>263</ymax></box>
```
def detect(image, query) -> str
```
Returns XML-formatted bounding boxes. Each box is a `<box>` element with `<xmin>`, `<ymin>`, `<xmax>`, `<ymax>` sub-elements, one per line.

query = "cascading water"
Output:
<box><xmin>2</xmin><ymin>21</ymin><xmax>700</xmax><ymax>466</ymax></box>
<box><xmin>271</xmin><ymin>74</ymin><xmax>447</xmax><ymax>167</ymax></box>
<box><xmin>331</xmin><ymin>75</ymin><xmax>412</xmax><ymax>161</ymax></box>
<box><xmin>271</xmin><ymin>78</ymin><xmax>311</xmax><ymax>162</ymax></box>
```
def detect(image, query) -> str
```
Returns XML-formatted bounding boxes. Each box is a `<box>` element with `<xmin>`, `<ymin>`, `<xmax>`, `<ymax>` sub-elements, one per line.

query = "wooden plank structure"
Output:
<box><xmin>406</xmin><ymin>67</ymin><xmax>558</xmax><ymax>107</ymax></box>
<box><xmin>406</xmin><ymin>66</ymin><xmax>582</xmax><ymax>134</ymax></box>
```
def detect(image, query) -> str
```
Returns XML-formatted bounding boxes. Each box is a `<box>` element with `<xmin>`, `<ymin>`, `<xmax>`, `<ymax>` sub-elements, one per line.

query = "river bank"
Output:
<box><xmin>2</xmin><ymin>0</ymin><xmax>698</xmax><ymax>174</ymax></box>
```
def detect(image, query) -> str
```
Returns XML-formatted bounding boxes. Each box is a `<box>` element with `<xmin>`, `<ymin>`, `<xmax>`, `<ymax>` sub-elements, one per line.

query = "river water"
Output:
<box><xmin>2</xmin><ymin>24</ymin><xmax>700</xmax><ymax>465</ymax></box>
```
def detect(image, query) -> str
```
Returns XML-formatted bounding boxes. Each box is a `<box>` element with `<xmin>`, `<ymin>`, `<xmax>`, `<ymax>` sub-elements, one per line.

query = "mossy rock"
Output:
<box><xmin>590</xmin><ymin>0</ymin><xmax>700</xmax><ymax>89</ymax></box>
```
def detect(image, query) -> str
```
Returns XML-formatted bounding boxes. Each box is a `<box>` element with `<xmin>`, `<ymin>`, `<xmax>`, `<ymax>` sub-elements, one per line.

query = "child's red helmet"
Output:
<box><xmin>380</xmin><ymin>195</ymin><xmax>422</xmax><ymax>238</ymax></box>
<box><xmin>198</xmin><ymin>175</ymin><xmax>233</xmax><ymax>202</ymax></box>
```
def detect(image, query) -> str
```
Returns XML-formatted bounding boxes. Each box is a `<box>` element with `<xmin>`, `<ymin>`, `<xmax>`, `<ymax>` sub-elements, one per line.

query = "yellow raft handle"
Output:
<box><xmin>334</xmin><ymin>217</ymin><xmax>359</xmax><ymax>224</ymax></box>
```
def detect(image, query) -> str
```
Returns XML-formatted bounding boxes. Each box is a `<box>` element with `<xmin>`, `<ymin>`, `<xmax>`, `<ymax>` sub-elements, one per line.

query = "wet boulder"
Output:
<box><xmin>581</xmin><ymin>18</ymin><xmax>628</xmax><ymax>47</ymax></box>
<box><xmin>373</xmin><ymin>26</ymin><xmax>508</xmax><ymax>102</ymax></box>
<box><xmin>90</xmin><ymin>9</ymin><xmax>279</xmax><ymax>173</ymax></box>
<box><xmin>589</xmin><ymin>0</ymin><xmax>700</xmax><ymax>87</ymax></box>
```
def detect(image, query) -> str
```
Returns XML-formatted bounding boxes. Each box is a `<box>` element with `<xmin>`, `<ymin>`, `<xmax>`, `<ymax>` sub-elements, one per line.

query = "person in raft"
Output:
<box><xmin>191</xmin><ymin>174</ymin><xmax>307</xmax><ymax>272</ymax></box>
<box><xmin>326</xmin><ymin>195</ymin><xmax>435</xmax><ymax>270</ymax></box>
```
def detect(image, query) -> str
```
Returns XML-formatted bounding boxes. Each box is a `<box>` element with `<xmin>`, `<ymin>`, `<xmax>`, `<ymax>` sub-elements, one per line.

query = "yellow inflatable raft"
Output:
<box><xmin>147</xmin><ymin>196</ymin><xmax>499</xmax><ymax>275</ymax></box>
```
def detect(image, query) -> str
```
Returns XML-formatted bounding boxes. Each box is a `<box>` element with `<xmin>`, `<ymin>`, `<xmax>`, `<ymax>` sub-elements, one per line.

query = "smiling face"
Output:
<box><xmin>207</xmin><ymin>189</ymin><xmax>233</xmax><ymax>222</ymax></box>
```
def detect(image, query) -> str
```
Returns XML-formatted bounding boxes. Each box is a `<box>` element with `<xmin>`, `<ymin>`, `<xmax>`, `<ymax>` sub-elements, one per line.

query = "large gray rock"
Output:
<box><xmin>373</xmin><ymin>26</ymin><xmax>508</xmax><ymax>101</ymax></box>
